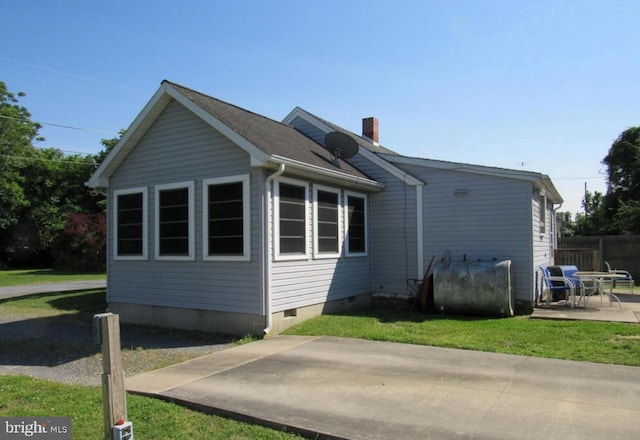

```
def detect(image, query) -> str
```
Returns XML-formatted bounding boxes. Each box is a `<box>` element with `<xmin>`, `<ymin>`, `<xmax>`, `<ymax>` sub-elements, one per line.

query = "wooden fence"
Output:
<box><xmin>557</xmin><ymin>235</ymin><xmax>640</xmax><ymax>278</ymax></box>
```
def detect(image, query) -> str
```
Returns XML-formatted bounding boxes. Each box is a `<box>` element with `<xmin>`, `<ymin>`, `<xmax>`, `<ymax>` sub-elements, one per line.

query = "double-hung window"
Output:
<box><xmin>155</xmin><ymin>181</ymin><xmax>195</xmax><ymax>260</ymax></box>
<box><xmin>203</xmin><ymin>175</ymin><xmax>250</xmax><ymax>261</ymax></box>
<box><xmin>114</xmin><ymin>187</ymin><xmax>148</xmax><ymax>260</ymax></box>
<box><xmin>313</xmin><ymin>186</ymin><xmax>340</xmax><ymax>258</ymax></box>
<box><xmin>345</xmin><ymin>191</ymin><xmax>367</xmax><ymax>256</ymax></box>
<box><xmin>275</xmin><ymin>179</ymin><xmax>309</xmax><ymax>259</ymax></box>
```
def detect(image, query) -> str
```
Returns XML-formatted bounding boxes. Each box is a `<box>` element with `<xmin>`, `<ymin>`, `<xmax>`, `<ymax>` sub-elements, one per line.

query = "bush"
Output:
<box><xmin>53</xmin><ymin>212</ymin><xmax>106</xmax><ymax>271</ymax></box>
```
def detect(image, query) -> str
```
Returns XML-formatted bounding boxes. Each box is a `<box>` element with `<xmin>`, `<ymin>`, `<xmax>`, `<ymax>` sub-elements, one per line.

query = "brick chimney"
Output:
<box><xmin>362</xmin><ymin>117</ymin><xmax>379</xmax><ymax>143</ymax></box>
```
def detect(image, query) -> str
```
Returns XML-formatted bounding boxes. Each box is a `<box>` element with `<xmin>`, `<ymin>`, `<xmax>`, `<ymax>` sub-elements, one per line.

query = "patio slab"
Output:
<box><xmin>531</xmin><ymin>290</ymin><xmax>640</xmax><ymax>323</ymax></box>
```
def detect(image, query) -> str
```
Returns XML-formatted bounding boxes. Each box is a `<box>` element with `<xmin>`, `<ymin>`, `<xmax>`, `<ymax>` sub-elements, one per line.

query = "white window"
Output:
<box><xmin>113</xmin><ymin>187</ymin><xmax>148</xmax><ymax>260</ymax></box>
<box><xmin>313</xmin><ymin>185</ymin><xmax>341</xmax><ymax>258</ymax></box>
<box><xmin>345</xmin><ymin>191</ymin><xmax>368</xmax><ymax>256</ymax></box>
<box><xmin>155</xmin><ymin>181</ymin><xmax>195</xmax><ymax>260</ymax></box>
<box><xmin>540</xmin><ymin>191</ymin><xmax>547</xmax><ymax>234</ymax></box>
<box><xmin>274</xmin><ymin>178</ymin><xmax>309</xmax><ymax>260</ymax></box>
<box><xmin>203</xmin><ymin>175</ymin><xmax>250</xmax><ymax>261</ymax></box>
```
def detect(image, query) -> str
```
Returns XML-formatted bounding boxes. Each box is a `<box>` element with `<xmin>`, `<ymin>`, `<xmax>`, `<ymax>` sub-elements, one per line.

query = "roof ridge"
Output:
<box><xmin>162</xmin><ymin>79</ymin><xmax>293</xmax><ymax>132</ymax></box>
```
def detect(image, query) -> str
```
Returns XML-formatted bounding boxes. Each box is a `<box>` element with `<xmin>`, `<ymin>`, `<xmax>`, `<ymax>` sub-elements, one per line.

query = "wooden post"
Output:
<box><xmin>94</xmin><ymin>313</ymin><xmax>127</xmax><ymax>440</ymax></box>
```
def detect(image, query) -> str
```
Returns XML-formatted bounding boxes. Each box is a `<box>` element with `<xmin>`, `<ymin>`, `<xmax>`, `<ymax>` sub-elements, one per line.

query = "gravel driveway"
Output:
<box><xmin>0</xmin><ymin>292</ymin><xmax>234</xmax><ymax>386</ymax></box>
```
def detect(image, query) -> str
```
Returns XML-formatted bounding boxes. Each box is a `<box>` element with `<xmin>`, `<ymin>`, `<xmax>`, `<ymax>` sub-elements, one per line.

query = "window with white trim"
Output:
<box><xmin>345</xmin><ymin>192</ymin><xmax>367</xmax><ymax>256</ymax></box>
<box><xmin>114</xmin><ymin>187</ymin><xmax>147</xmax><ymax>260</ymax></box>
<box><xmin>539</xmin><ymin>192</ymin><xmax>547</xmax><ymax>234</ymax></box>
<box><xmin>275</xmin><ymin>179</ymin><xmax>309</xmax><ymax>259</ymax></box>
<box><xmin>203</xmin><ymin>175</ymin><xmax>250</xmax><ymax>261</ymax></box>
<box><xmin>313</xmin><ymin>186</ymin><xmax>340</xmax><ymax>258</ymax></box>
<box><xmin>155</xmin><ymin>181</ymin><xmax>195</xmax><ymax>260</ymax></box>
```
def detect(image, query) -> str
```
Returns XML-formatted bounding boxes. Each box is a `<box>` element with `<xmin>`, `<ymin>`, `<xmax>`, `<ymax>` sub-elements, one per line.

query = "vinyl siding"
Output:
<box><xmin>270</xmin><ymin>178</ymin><xmax>372</xmax><ymax>312</ymax></box>
<box><xmin>349</xmin><ymin>155</ymin><xmax>418</xmax><ymax>295</ymax></box>
<box><xmin>532</xmin><ymin>190</ymin><xmax>555</xmax><ymax>297</ymax></box>
<box><xmin>107</xmin><ymin>99</ymin><xmax>263</xmax><ymax>315</ymax></box>
<box><xmin>396</xmin><ymin>163</ymin><xmax>535</xmax><ymax>303</ymax></box>
<box><xmin>288</xmin><ymin>116</ymin><xmax>326</xmax><ymax>144</ymax></box>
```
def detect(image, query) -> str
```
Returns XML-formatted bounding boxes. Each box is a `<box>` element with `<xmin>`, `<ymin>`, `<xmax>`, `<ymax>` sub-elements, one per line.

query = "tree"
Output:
<box><xmin>573</xmin><ymin>190</ymin><xmax>614</xmax><ymax>236</ymax></box>
<box><xmin>0</xmin><ymin>81</ymin><xmax>43</xmax><ymax>230</ymax></box>
<box><xmin>0</xmin><ymin>81</ymin><xmax>115</xmax><ymax>266</ymax></box>
<box><xmin>602</xmin><ymin>126</ymin><xmax>640</xmax><ymax>234</ymax></box>
<box><xmin>556</xmin><ymin>211</ymin><xmax>576</xmax><ymax>237</ymax></box>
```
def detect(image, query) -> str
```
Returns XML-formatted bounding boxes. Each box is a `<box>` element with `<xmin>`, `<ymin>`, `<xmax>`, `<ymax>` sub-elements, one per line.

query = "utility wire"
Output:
<box><xmin>0</xmin><ymin>56</ymin><xmax>149</xmax><ymax>94</ymax></box>
<box><xmin>0</xmin><ymin>114</ymin><xmax>119</xmax><ymax>136</ymax></box>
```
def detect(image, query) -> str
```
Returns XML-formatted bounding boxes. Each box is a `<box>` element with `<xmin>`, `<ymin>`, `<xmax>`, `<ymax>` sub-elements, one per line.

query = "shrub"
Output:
<box><xmin>53</xmin><ymin>212</ymin><xmax>106</xmax><ymax>271</ymax></box>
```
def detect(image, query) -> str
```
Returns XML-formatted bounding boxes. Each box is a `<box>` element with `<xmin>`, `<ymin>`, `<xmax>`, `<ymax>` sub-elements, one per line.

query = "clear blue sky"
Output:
<box><xmin>2</xmin><ymin>0</ymin><xmax>639</xmax><ymax>214</ymax></box>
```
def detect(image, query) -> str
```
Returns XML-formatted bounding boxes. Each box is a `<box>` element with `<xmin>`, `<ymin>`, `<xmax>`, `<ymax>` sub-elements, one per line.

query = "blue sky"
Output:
<box><xmin>2</xmin><ymin>0</ymin><xmax>639</xmax><ymax>214</ymax></box>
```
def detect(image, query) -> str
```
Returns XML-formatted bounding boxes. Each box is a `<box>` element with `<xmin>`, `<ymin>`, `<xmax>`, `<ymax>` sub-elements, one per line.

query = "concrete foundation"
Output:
<box><xmin>109</xmin><ymin>292</ymin><xmax>372</xmax><ymax>337</ymax></box>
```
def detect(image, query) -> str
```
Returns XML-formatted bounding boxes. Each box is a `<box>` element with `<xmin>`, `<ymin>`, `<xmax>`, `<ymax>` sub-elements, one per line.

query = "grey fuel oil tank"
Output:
<box><xmin>431</xmin><ymin>258</ymin><xmax>514</xmax><ymax>317</ymax></box>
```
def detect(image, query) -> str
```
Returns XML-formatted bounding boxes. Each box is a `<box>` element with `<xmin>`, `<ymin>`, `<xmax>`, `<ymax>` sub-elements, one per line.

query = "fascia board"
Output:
<box><xmin>165</xmin><ymin>85</ymin><xmax>269</xmax><ymax>165</ymax></box>
<box><xmin>383</xmin><ymin>153</ymin><xmax>564</xmax><ymax>204</ymax></box>
<box><xmin>358</xmin><ymin>149</ymin><xmax>423</xmax><ymax>186</ymax></box>
<box><xmin>282</xmin><ymin>107</ymin><xmax>334</xmax><ymax>134</ymax></box>
<box><xmin>381</xmin><ymin>153</ymin><xmax>543</xmax><ymax>181</ymax></box>
<box><xmin>535</xmin><ymin>177</ymin><xmax>564</xmax><ymax>204</ymax></box>
<box><xmin>283</xmin><ymin>109</ymin><xmax>422</xmax><ymax>187</ymax></box>
<box><xmin>87</xmin><ymin>83</ymin><xmax>173</xmax><ymax>188</ymax></box>
<box><xmin>270</xmin><ymin>155</ymin><xmax>384</xmax><ymax>191</ymax></box>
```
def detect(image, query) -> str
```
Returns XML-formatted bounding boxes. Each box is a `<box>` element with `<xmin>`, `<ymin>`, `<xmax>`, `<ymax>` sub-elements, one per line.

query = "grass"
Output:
<box><xmin>1</xmin><ymin>288</ymin><xmax>296</xmax><ymax>439</ymax></box>
<box><xmin>3</xmin><ymin>274</ymin><xmax>638</xmax><ymax>436</ymax></box>
<box><xmin>0</xmin><ymin>268</ymin><xmax>105</xmax><ymax>286</ymax></box>
<box><xmin>284</xmin><ymin>307</ymin><xmax>640</xmax><ymax>366</ymax></box>
<box><xmin>0</xmin><ymin>288</ymin><xmax>107</xmax><ymax>316</ymax></box>
<box><xmin>0</xmin><ymin>376</ymin><xmax>302</xmax><ymax>440</ymax></box>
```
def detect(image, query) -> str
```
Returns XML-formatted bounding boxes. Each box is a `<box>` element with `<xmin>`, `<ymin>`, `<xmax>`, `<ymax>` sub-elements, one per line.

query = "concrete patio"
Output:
<box><xmin>531</xmin><ymin>289</ymin><xmax>640</xmax><ymax>323</ymax></box>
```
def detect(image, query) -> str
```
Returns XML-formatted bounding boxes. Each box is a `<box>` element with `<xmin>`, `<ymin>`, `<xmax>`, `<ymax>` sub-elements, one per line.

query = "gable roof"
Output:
<box><xmin>283</xmin><ymin>107</ymin><xmax>399</xmax><ymax>156</ymax></box>
<box><xmin>87</xmin><ymin>81</ymin><xmax>381</xmax><ymax>190</ymax></box>
<box><xmin>283</xmin><ymin>107</ymin><xmax>563</xmax><ymax>204</ymax></box>
<box><xmin>282</xmin><ymin>107</ymin><xmax>424</xmax><ymax>187</ymax></box>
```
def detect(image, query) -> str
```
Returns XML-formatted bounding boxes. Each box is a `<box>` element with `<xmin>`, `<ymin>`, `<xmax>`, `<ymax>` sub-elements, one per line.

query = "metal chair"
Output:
<box><xmin>604</xmin><ymin>261</ymin><xmax>634</xmax><ymax>294</ymax></box>
<box><xmin>540</xmin><ymin>266</ymin><xmax>578</xmax><ymax>308</ymax></box>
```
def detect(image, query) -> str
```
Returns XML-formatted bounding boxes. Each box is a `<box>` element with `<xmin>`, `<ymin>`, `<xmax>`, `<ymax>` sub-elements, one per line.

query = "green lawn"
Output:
<box><xmin>284</xmin><ymin>307</ymin><xmax>640</xmax><ymax>366</ymax></box>
<box><xmin>0</xmin><ymin>268</ymin><xmax>105</xmax><ymax>286</ymax></box>
<box><xmin>0</xmin><ymin>376</ymin><xmax>302</xmax><ymax>440</ymax></box>
<box><xmin>0</xmin><ymin>288</ymin><xmax>297</xmax><ymax>439</ymax></box>
<box><xmin>3</xmin><ymin>276</ymin><xmax>639</xmax><ymax>438</ymax></box>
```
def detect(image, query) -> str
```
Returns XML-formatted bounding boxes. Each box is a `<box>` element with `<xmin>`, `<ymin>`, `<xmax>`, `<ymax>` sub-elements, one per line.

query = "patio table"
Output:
<box><xmin>573</xmin><ymin>271</ymin><xmax>627</xmax><ymax>309</ymax></box>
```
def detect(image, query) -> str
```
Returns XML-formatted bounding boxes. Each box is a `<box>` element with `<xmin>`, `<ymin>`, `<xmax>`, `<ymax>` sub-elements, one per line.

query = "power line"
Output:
<box><xmin>0</xmin><ymin>56</ymin><xmax>149</xmax><ymax>94</ymax></box>
<box><xmin>0</xmin><ymin>114</ymin><xmax>119</xmax><ymax>135</ymax></box>
<box><xmin>552</xmin><ymin>176</ymin><xmax>604</xmax><ymax>181</ymax></box>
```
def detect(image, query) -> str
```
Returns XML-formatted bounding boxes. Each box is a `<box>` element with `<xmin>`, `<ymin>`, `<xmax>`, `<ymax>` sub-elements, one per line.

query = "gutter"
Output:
<box><xmin>262</xmin><ymin>163</ymin><xmax>286</xmax><ymax>335</ymax></box>
<box><xmin>269</xmin><ymin>155</ymin><xmax>384</xmax><ymax>191</ymax></box>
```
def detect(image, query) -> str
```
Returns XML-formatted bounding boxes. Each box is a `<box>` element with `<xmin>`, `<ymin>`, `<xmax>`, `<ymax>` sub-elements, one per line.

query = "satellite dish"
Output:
<box><xmin>324</xmin><ymin>132</ymin><xmax>359</xmax><ymax>160</ymax></box>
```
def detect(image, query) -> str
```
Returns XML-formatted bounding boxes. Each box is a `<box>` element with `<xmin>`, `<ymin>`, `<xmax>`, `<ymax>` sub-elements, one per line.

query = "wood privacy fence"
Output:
<box><xmin>557</xmin><ymin>235</ymin><xmax>640</xmax><ymax>278</ymax></box>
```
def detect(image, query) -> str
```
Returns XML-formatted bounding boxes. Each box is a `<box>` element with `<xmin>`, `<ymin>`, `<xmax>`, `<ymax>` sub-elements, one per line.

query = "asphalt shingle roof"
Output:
<box><xmin>166</xmin><ymin>81</ymin><xmax>372</xmax><ymax>180</ymax></box>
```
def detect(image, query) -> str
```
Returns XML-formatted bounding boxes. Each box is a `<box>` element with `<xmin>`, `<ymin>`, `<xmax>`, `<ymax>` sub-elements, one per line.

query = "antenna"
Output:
<box><xmin>324</xmin><ymin>132</ymin><xmax>359</xmax><ymax>164</ymax></box>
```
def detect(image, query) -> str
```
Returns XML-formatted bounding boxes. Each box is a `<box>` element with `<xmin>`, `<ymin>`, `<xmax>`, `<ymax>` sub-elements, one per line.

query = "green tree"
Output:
<box><xmin>573</xmin><ymin>190</ymin><xmax>613</xmax><ymax>236</ymax></box>
<box><xmin>602</xmin><ymin>126</ymin><xmax>640</xmax><ymax>234</ymax></box>
<box><xmin>556</xmin><ymin>211</ymin><xmax>576</xmax><ymax>237</ymax></box>
<box><xmin>0</xmin><ymin>82</ymin><xmax>114</xmax><ymax>266</ymax></box>
<box><xmin>0</xmin><ymin>81</ymin><xmax>43</xmax><ymax>230</ymax></box>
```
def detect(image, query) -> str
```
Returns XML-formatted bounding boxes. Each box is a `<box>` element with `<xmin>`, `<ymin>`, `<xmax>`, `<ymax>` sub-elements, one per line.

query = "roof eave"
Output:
<box><xmin>86</xmin><ymin>82</ymin><xmax>270</xmax><ymax>189</ymax></box>
<box><xmin>381</xmin><ymin>153</ymin><xmax>563</xmax><ymax>203</ymax></box>
<box><xmin>268</xmin><ymin>155</ymin><xmax>384</xmax><ymax>191</ymax></box>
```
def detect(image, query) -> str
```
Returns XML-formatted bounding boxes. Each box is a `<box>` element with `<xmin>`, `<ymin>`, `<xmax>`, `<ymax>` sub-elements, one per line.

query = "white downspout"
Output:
<box><xmin>416</xmin><ymin>184</ymin><xmax>424</xmax><ymax>278</ymax></box>
<box><xmin>263</xmin><ymin>163</ymin><xmax>285</xmax><ymax>335</ymax></box>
